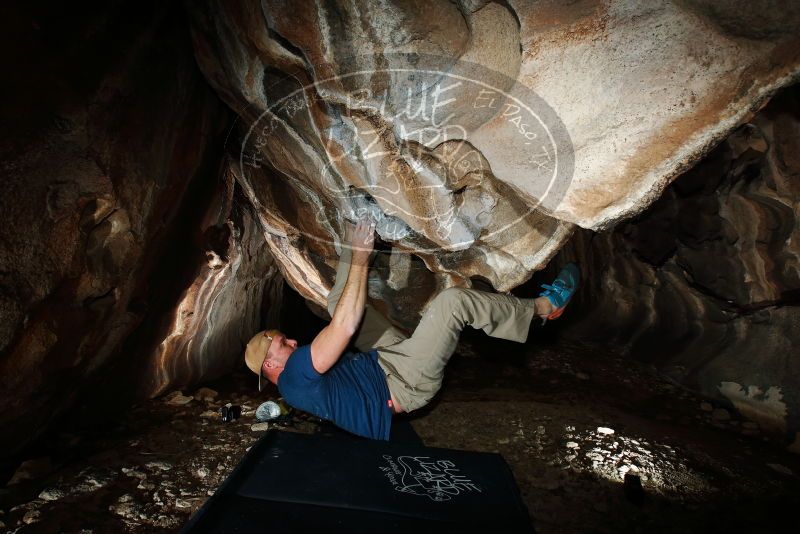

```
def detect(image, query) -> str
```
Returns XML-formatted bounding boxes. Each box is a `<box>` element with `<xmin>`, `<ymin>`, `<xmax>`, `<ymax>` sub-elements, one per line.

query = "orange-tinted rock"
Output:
<box><xmin>187</xmin><ymin>0</ymin><xmax>800</xmax><ymax>325</ymax></box>
<box><xmin>557</xmin><ymin>86</ymin><xmax>800</xmax><ymax>450</ymax></box>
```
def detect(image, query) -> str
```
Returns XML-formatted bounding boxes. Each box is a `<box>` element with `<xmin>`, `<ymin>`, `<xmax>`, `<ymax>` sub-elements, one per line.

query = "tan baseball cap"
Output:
<box><xmin>244</xmin><ymin>329</ymin><xmax>280</xmax><ymax>391</ymax></box>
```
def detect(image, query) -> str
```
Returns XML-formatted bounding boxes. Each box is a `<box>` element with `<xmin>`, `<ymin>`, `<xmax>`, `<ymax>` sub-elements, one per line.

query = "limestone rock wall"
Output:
<box><xmin>0</xmin><ymin>1</ymin><xmax>278</xmax><ymax>458</ymax></box>
<box><xmin>557</xmin><ymin>86</ymin><xmax>800</xmax><ymax>451</ymax></box>
<box><xmin>186</xmin><ymin>0</ymin><xmax>800</xmax><ymax>326</ymax></box>
<box><xmin>138</xmin><ymin>167</ymin><xmax>284</xmax><ymax>397</ymax></box>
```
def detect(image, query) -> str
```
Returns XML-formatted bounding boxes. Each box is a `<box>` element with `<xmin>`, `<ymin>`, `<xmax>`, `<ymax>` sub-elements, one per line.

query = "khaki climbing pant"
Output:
<box><xmin>327</xmin><ymin>247</ymin><xmax>538</xmax><ymax>412</ymax></box>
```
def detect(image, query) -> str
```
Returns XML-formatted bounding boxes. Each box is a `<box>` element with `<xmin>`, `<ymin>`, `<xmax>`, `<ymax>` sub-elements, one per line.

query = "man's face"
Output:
<box><xmin>261</xmin><ymin>331</ymin><xmax>298</xmax><ymax>383</ymax></box>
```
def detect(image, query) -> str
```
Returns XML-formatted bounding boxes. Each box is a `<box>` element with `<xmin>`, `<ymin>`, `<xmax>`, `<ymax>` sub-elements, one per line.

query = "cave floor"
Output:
<box><xmin>2</xmin><ymin>336</ymin><xmax>800</xmax><ymax>533</ymax></box>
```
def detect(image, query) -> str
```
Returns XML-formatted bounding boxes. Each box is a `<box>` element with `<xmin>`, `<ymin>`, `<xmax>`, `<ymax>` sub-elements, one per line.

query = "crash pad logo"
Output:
<box><xmin>379</xmin><ymin>454</ymin><xmax>481</xmax><ymax>502</ymax></box>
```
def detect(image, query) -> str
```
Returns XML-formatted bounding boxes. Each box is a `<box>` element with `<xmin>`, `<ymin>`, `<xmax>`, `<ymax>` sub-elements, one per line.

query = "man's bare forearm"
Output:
<box><xmin>330</xmin><ymin>251</ymin><xmax>369</xmax><ymax>335</ymax></box>
<box><xmin>309</xmin><ymin>218</ymin><xmax>375</xmax><ymax>373</ymax></box>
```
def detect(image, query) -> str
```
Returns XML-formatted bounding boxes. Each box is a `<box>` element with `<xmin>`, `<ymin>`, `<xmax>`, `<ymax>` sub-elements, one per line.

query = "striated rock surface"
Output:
<box><xmin>186</xmin><ymin>0</ymin><xmax>800</xmax><ymax>324</ymax></box>
<box><xmin>557</xmin><ymin>86</ymin><xmax>800</xmax><ymax>451</ymax></box>
<box><xmin>0</xmin><ymin>1</ymin><xmax>278</xmax><ymax>458</ymax></box>
<box><xmin>139</xmin><ymin>168</ymin><xmax>284</xmax><ymax>397</ymax></box>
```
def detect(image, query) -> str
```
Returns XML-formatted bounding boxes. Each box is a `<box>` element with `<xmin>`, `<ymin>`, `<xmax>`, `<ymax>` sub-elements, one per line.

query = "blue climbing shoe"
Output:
<box><xmin>539</xmin><ymin>263</ymin><xmax>580</xmax><ymax>322</ymax></box>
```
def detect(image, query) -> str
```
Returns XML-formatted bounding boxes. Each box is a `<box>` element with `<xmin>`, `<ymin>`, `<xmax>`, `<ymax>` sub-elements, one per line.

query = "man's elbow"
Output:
<box><xmin>340</xmin><ymin>323</ymin><xmax>359</xmax><ymax>339</ymax></box>
<box><xmin>330</xmin><ymin>315</ymin><xmax>359</xmax><ymax>338</ymax></box>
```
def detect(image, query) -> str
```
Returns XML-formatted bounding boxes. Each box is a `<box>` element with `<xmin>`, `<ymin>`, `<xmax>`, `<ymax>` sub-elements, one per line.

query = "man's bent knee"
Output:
<box><xmin>434</xmin><ymin>286</ymin><xmax>469</xmax><ymax>310</ymax></box>
<box><xmin>420</xmin><ymin>287</ymin><xmax>468</xmax><ymax>328</ymax></box>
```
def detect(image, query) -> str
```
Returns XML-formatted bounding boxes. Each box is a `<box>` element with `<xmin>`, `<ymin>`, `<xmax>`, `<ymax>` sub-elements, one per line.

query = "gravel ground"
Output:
<box><xmin>2</xmin><ymin>337</ymin><xmax>799</xmax><ymax>533</ymax></box>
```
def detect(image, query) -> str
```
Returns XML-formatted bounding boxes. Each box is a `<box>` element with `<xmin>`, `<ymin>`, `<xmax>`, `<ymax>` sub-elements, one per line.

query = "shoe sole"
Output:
<box><xmin>542</xmin><ymin>264</ymin><xmax>580</xmax><ymax>323</ymax></box>
<box><xmin>545</xmin><ymin>287</ymin><xmax>576</xmax><ymax>321</ymax></box>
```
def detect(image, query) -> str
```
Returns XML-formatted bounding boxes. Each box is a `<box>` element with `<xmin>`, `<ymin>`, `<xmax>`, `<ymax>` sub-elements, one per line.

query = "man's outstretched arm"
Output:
<box><xmin>310</xmin><ymin>218</ymin><xmax>375</xmax><ymax>374</ymax></box>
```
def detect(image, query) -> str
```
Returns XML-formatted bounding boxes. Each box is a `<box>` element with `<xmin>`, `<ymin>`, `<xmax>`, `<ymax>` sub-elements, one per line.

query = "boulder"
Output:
<box><xmin>186</xmin><ymin>0</ymin><xmax>800</xmax><ymax>327</ymax></box>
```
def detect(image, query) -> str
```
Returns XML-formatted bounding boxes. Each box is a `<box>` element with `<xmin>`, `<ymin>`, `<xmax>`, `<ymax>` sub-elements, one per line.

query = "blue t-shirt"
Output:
<box><xmin>278</xmin><ymin>345</ymin><xmax>392</xmax><ymax>440</ymax></box>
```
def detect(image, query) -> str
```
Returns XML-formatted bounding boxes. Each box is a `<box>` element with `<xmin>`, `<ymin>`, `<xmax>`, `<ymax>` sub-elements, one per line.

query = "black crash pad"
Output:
<box><xmin>182</xmin><ymin>425</ymin><xmax>533</xmax><ymax>533</ymax></box>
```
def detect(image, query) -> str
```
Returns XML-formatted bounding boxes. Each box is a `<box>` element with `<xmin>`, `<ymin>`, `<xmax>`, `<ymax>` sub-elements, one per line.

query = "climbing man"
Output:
<box><xmin>244</xmin><ymin>218</ymin><xmax>580</xmax><ymax>440</ymax></box>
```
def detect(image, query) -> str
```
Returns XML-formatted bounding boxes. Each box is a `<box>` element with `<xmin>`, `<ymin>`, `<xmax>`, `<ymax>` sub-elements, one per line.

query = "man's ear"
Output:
<box><xmin>265</xmin><ymin>359</ymin><xmax>275</xmax><ymax>369</ymax></box>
